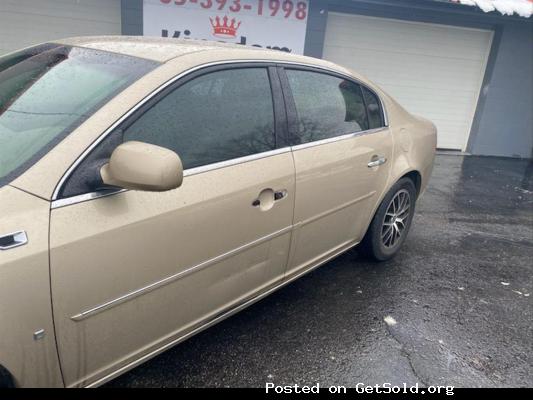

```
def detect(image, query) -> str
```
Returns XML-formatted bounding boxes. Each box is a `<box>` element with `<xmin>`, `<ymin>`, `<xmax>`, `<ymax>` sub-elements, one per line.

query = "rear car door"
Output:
<box><xmin>278</xmin><ymin>67</ymin><xmax>392</xmax><ymax>276</ymax></box>
<box><xmin>49</xmin><ymin>65</ymin><xmax>295</xmax><ymax>387</ymax></box>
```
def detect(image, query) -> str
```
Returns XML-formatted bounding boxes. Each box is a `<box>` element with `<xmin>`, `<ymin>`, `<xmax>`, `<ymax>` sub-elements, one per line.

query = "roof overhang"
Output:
<box><xmin>444</xmin><ymin>0</ymin><xmax>532</xmax><ymax>18</ymax></box>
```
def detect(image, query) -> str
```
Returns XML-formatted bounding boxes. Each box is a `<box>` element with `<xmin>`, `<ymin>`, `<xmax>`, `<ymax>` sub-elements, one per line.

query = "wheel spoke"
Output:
<box><xmin>393</xmin><ymin>225</ymin><xmax>401</xmax><ymax>244</ymax></box>
<box><xmin>381</xmin><ymin>189</ymin><xmax>411</xmax><ymax>248</ymax></box>
<box><xmin>398</xmin><ymin>193</ymin><xmax>405</xmax><ymax>211</ymax></box>
<box><xmin>398</xmin><ymin>200</ymin><xmax>410</xmax><ymax>216</ymax></box>
<box><xmin>382</xmin><ymin>225</ymin><xmax>393</xmax><ymax>239</ymax></box>
<box><xmin>383</xmin><ymin>227</ymin><xmax>394</xmax><ymax>245</ymax></box>
<box><xmin>389</xmin><ymin>226</ymin><xmax>396</xmax><ymax>246</ymax></box>
<box><xmin>398</xmin><ymin>205</ymin><xmax>409</xmax><ymax>216</ymax></box>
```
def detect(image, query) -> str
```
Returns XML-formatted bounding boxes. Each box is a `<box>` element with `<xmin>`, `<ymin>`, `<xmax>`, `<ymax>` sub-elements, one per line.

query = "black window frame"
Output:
<box><xmin>58</xmin><ymin>62</ymin><xmax>289</xmax><ymax>200</ymax></box>
<box><xmin>361</xmin><ymin>85</ymin><xmax>385</xmax><ymax>130</ymax></box>
<box><xmin>276</xmin><ymin>65</ymin><xmax>387</xmax><ymax>147</ymax></box>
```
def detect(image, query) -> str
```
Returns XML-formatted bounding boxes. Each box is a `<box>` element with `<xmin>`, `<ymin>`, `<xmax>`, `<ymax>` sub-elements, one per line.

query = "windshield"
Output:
<box><xmin>0</xmin><ymin>44</ymin><xmax>158</xmax><ymax>187</ymax></box>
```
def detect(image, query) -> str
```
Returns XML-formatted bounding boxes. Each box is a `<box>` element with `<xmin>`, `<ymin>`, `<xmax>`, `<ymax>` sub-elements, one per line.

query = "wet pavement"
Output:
<box><xmin>107</xmin><ymin>155</ymin><xmax>533</xmax><ymax>388</ymax></box>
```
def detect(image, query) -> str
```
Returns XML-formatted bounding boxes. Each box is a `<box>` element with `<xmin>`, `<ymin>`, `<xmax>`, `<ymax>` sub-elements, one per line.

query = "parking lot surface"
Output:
<box><xmin>107</xmin><ymin>154</ymin><xmax>533</xmax><ymax>388</ymax></box>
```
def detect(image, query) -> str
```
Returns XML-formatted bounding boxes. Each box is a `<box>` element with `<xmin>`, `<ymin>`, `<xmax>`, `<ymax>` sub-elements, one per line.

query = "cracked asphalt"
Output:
<box><xmin>107</xmin><ymin>155</ymin><xmax>533</xmax><ymax>388</ymax></box>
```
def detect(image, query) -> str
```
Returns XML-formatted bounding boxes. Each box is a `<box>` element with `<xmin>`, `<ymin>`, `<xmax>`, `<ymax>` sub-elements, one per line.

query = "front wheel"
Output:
<box><xmin>360</xmin><ymin>177</ymin><xmax>417</xmax><ymax>261</ymax></box>
<box><xmin>0</xmin><ymin>366</ymin><xmax>15</xmax><ymax>388</ymax></box>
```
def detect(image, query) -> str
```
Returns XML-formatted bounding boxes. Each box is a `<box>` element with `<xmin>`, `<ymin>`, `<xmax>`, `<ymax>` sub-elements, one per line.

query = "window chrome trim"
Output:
<box><xmin>381</xmin><ymin>96</ymin><xmax>389</xmax><ymax>127</ymax></box>
<box><xmin>183</xmin><ymin>147</ymin><xmax>291</xmax><ymax>177</ymax></box>
<box><xmin>52</xmin><ymin>58</ymin><xmax>389</xmax><ymax>207</ymax></box>
<box><xmin>51</xmin><ymin>189</ymin><xmax>126</xmax><ymax>210</ymax></box>
<box><xmin>291</xmin><ymin>127</ymin><xmax>388</xmax><ymax>151</ymax></box>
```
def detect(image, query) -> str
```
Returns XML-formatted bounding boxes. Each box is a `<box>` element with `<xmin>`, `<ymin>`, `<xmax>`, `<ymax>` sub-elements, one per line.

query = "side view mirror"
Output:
<box><xmin>100</xmin><ymin>141</ymin><xmax>183</xmax><ymax>192</ymax></box>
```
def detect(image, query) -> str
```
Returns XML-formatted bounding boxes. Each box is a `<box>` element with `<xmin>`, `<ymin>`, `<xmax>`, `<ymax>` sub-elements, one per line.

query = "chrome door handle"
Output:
<box><xmin>252</xmin><ymin>189</ymin><xmax>288</xmax><ymax>208</ymax></box>
<box><xmin>0</xmin><ymin>231</ymin><xmax>28</xmax><ymax>250</ymax></box>
<box><xmin>368</xmin><ymin>156</ymin><xmax>387</xmax><ymax>168</ymax></box>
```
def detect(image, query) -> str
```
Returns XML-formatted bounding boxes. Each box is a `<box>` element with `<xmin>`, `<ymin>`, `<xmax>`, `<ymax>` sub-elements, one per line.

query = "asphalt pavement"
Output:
<box><xmin>107</xmin><ymin>154</ymin><xmax>533</xmax><ymax>388</ymax></box>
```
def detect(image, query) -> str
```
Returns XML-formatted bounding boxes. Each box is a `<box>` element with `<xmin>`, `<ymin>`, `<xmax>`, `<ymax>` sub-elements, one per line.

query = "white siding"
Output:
<box><xmin>323</xmin><ymin>13</ymin><xmax>493</xmax><ymax>150</ymax></box>
<box><xmin>0</xmin><ymin>0</ymin><xmax>121</xmax><ymax>56</ymax></box>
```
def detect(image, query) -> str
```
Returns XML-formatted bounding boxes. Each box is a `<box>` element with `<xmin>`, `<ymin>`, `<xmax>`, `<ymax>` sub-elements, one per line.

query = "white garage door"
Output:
<box><xmin>323</xmin><ymin>13</ymin><xmax>493</xmax><ymax>150</ymax></box>
<box><xmin>0</xmin><ymin>0</ymin><xmax>121</xmax><ymax>56</ymax></box>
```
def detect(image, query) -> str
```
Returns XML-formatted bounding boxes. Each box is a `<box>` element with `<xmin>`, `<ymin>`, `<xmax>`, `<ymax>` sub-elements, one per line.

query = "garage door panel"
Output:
<box><xmin>0</xmin><ymin>0</ymin><xmax>121</xmax><ymax>23</ymax></box>
<box><xmin>0</xmin><ymin>0</ymin><xmax>121</xmax><ymax>56</ymax></box>
<box><xmin>327</xmin><ymin>31</ymin><xmax>490</xmax><ymax>62</ymax></box>
<box><xmin>323</xmin><ymin>13</ymin><xmax>492</xmax><ymax>150</ymax></box>
<box><xmin>2</xmin><ymin>13</ymin><xmax>120</xmax><ymax>34</ymax></box>
<box><xmin>381</xmin><ymin>87</ymin><xmax>478</xmax><ymax>103</ymax></box>
<box><xmin>328</xmin><ymin>48</ymin><xmax>488</xmax><ymax>86</ymax></box>
<box><xmin>327</xmin><ymin>15</ymin><xmax>491</xmax><ymax>61</ymax></box>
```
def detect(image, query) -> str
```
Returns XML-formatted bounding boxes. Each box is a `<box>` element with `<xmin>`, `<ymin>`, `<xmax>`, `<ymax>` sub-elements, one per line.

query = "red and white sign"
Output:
<box><xmin>143</xmin><ymin>0</ymin><xmax>309</xmax><ymax>54</ymax></box>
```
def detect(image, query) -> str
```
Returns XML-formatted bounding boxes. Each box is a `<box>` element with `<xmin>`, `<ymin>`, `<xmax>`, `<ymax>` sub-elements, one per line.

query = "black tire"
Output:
<box><xmin>0</xmin><ymin>366</ymin><xmax>15</xmax><ymax>388</ymax></box>
<box><xmin>360</xmin><ymin>177</ymin><xmax>417</xmax><ymax>261</ymax></box>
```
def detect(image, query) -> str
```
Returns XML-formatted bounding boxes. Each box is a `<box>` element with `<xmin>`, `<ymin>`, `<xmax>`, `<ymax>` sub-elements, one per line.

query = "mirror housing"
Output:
<box><xmin>100</xmin><ymin>141</ymin><xmax>183</xmax><ymax>192</ymax></box>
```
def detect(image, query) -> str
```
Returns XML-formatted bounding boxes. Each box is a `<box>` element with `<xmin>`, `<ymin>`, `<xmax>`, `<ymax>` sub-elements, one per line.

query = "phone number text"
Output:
<box><xmin>160</xmin><ymin>0</ymin><xmax>308</xmax><ymax>20</ymax></box>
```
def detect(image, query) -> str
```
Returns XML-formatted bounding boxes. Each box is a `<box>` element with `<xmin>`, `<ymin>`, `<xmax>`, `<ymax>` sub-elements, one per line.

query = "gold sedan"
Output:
<box><xmin>0</xmin><ymin>37</ymin><xmax>436</xmax><ymax>388</ymax></box>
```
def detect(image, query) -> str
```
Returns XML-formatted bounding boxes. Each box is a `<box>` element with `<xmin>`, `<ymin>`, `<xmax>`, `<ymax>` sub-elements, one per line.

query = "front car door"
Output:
<box><xmin>49</xmin><ymin>65</ymin><xmax>295</xmax><ymax>387</ymax></box>
<box><xmin>278</xmin><ymin>67</ymin><xmax>392</xmax><ymax>276</ymax></box>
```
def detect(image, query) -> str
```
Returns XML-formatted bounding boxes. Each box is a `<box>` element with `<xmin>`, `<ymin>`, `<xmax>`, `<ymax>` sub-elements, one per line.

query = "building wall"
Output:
<box><xmin>121</xmin><ymin>0</ymin><xmax>143</xmax><ymax>36</ymax></box>
<box><xmin>303</xmin><ymin>0</ymin><xmax>533</xmax><ymax>158</ymax></box>
<box><xmin>1</xmin><ymin>0</ymin><xmax>530</xmax><ymax>158</ymax></box>
<box><xmin>0</xmin><ymin>0</ymin><xmax>122</xmax><ymax>55</ymax></box>
<box><xmin>472</xmin><ymin>21</ymin><xmax>533</xmax><ymax>158</ymax></box>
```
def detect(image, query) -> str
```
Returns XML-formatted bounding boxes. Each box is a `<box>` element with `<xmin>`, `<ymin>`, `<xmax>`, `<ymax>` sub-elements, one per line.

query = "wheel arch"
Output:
<box><xmin>359</xmin><ymin>168</ymin><xmax>421</xmax><ymax>244</ymax></box>
<box><xmin>401</xmin><ymin>170</ymin><xmax>422</xmax><ymax>198</ymax></box>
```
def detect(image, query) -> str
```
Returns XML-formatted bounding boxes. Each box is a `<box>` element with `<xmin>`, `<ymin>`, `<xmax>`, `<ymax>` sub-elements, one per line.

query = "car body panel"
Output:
<box><xmin>49</xmin><ymin>152</ymin><xmax>295</xmax><ymax>387</ymax></box>
<box><xmin>385</xmin><ymin>98</ymin><xmax>437</xmax><ymax>197</ymax></box>
<box><xmin>0</xmin><ymin>186</ymin><xmax>63</xmax><ymax>388</ymax></box>
<box><xmin>0</xmin><ymin>37</ymin><xmax>436</xmax><ymax>387</ymax></box>
<box><xmin>286</xmin><ymin>128</ymin><xmax>393</xmax><ymax>276</ymax></box>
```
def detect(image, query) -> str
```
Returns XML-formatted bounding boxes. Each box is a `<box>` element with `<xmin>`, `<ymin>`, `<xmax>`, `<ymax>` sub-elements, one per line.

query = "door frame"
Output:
<box><xmin>49</xmin><ymin>61</ymin><xmax>297</xmax><ymax>387</ymax></box>
<box><xmin>275</xmin><ymin>63</ymin><xmax>390</xmax><ymax>147</ymax></box>
<box><xmin>51</xmin><ymin>61</ymin><xmax>291</xmax><ymax>209</ymax></box>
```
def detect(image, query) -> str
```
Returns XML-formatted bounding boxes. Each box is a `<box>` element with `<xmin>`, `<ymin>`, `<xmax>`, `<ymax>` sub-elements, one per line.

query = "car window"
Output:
<box><xmin>362</xmin><ymin>86</ymin><xmax>385</xmax><ymax>129</ymax></box>
<box><xmin>123</xmin><ymin>68</ymin><xmax>276</xmax><ymax>170</ymax></box>
<box><xmin>285</xmin><ymin>69</ymin><xmax>368</xmax><ymax>145</ymax></box>
<box><xmin>0</xmin><ymin>44</ymin><xmax>158</xmax><ymax>188</ymax></box>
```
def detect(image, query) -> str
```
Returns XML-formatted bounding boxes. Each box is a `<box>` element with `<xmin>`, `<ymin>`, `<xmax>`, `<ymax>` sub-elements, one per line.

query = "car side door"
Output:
<box><xmin>278</xmin><ymin>67</ymin><xmax>392</xmax><ymax>277</ymax></box>
<box><xmin>49</xmin><ymin>65</ymin><xmax>295</xmax><ymax>387</ymax></box>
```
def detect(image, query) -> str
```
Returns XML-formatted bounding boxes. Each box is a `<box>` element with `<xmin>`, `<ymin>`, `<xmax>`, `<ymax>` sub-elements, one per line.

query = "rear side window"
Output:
<box><xmin>285</xmin><ymin>70</ymin><xmax>368</xmax><ymax>145</ymax></box>
<box><xmin>362</xmin><ymin>87</ymin><xmax>385</xmax><ymax>129</ymax></box>
<box><xmin>123</xmin><ymin>68</ymin><xmax>276</xmax><ymax>170</ymax></box>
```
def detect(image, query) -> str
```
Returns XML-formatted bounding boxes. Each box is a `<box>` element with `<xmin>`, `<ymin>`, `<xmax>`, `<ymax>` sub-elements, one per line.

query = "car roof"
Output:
<box><xmin>54</xmin><ymin>36</ymin><xmax>342</xmax><ymax>70</ymax></box>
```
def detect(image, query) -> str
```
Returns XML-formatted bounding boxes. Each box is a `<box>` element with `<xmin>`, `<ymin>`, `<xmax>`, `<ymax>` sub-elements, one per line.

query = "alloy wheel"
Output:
<box><xmin>381</xmin><ymin>189</ymin><xmax>411</xmax><ymax>248</ymax></box>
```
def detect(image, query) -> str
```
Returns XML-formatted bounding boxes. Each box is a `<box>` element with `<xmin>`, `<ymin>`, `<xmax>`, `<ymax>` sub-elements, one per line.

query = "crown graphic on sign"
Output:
<box><xmin>210</xmin><ymin>16</ymin><xmax>241</xmax><ymax>38</ymax></box>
